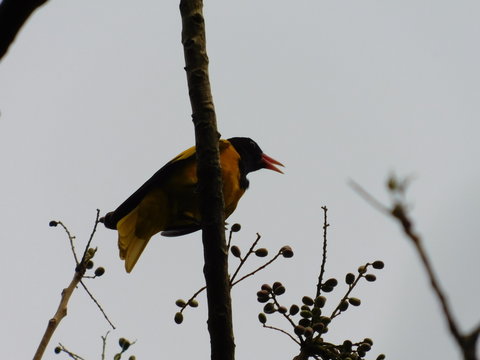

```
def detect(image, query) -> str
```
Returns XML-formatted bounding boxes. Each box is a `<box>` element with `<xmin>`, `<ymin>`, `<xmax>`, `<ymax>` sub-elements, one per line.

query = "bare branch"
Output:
<box><xmin>353</xmin><ymin>178</ymin><xmax>479</xmax><ymax>360</ymax></box>
<box><xmin>101</xmin><ymin>331</ymin><xmax>110</xmax><ymax>360</ymax></box>
<box><xmin>263</xmin><ymin>324</ymin><xmax>301</xmax><ymax>345</ymax></box>
<box><xmin>316</xmin><ymin>206</ymin><xmax>329</xmax><ymax>298</ymax></box>
<box><xmin>56</xmin><ymin>221</ymin><xmax>80</xmax><ymax>266</ymax></box>
<box><xmin>79</xmin><ymin>209</ymin><xmax>101</xmax><ymax>265</ymax></box>
<box><xmin>231</xmin><ymin>251</ymin><xmax>284</xmax><ymax>287</ymax></box>
<box><xmin>348</xmin><ymin>179</ymin><xmax>390</xmax><ymax>215</ymax></box>
<box><xmin>33</xmin><ymin>271</ymin><xmax>83</xmax><ymax>360</ymax></box>
<box><xmin>79</xmin><ymin>280</ymin><xmax>115</xmax><ymax>329</ymax></box>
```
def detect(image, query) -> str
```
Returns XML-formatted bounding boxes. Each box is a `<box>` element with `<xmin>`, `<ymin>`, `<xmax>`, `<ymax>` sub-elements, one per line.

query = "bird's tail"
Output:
<box><xmin>117</xmin><ymin>210</ymin><xmax>150</xmax><ymax>273</ymax></box>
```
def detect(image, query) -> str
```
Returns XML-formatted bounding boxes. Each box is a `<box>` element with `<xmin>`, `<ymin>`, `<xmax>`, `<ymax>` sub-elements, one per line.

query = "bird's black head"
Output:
<box><xmin>228</xmin><ymin>137</ymin><xmax>284</xmax><ymax>175</ymax></box>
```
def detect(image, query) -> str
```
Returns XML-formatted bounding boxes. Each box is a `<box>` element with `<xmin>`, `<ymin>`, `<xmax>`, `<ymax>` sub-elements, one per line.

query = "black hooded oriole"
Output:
<box><xmin>101</xmin><ymin>137</ymin><xmax>283</xmax><ymax>272</ymax></box>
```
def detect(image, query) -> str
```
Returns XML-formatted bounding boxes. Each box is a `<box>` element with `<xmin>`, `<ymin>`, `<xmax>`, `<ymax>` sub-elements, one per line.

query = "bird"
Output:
<box><xmin>101</xmin><ymin>137</ymin><xmax>284</xmax><ymax>273</ymax></box>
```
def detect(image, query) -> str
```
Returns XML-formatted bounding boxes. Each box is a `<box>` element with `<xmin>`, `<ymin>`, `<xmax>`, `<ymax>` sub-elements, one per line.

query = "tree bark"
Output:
<box><xmin>33</xmin><ymin>271</ymin><xmax>83</xmax><ymax>360</ymax></box>
<box><xmin>0</xmin><ymin>0</ymin><xmax>49</xmax><ymax>61</ymax></box>
<box><xmin>179</xmin><ymin>1</ymin><xmax>235</xmax><ymax>360</ymax></box>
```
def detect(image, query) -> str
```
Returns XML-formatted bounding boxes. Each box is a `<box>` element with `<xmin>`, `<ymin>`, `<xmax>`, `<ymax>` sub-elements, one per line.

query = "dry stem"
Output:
<box><xmin>33</xmin><ymin>271</ymin><xmax>83</xmax><ymax>360</ymax></box>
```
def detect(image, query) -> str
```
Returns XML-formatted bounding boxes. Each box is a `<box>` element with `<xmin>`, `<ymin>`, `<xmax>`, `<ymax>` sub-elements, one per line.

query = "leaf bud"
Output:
<box><xmin>319</xmin><ymin>316</ymin><xmax>331</xmax><ymax>325</ymax></box>
<box><xmin>272</xmin><ymin>281</ymin><xmax>282</xmax><ymax>290</ymax></box>
<box><xmin>49</xmin><ymin>221</ymin><xmax>58</xmax><ymax>227</ymax></box>
<box><xmin>94</xmin><ymin>267</ymin><xmax>105</xmax><ymax>277</ymax></box>
<box><xmin>188</xmin><ymin>299</ymin><xmax>199</xmax><ymax>307</ymax></box>
<box><xmin>365</xmin><ymin>274</ymin><xmax>376</xmax><ymax>282</ymax></box>
<box><xmin>294</xmin><ymin>325</ymin><xmax>306</xmax><ymax>336</ymax></box>
<box><xmin>323</xmin><ymin>278</ymin><xmax>338</xmax><ymax>287</ymax></box>
<box><xmin>231</xmin><ymin>223</ymin><xmax>241</xmax><ymax>232</ymax></box>
<box><xmin>363</xmin><ymin>338</ymin><xmax>373</xmax><ymax>345</ymax></box>
<box><xmin>358</xmin><ymin>343</ymin><xmax>371</xmax><ymax>352</ymax></box>
<box><xmin>257</xmin><ymin>296</ymin><xmax>270</xmax><ymax>303</ymax></box>
<box><xmin>358</xmin><ymin>265</ymin><xmax>367</xmax><ymax>274</ymax></box>
<box><xmin>339</xmin><ymin>300</ymin><xmax>349</xmax><ymax>312</ymax></box>
<box><xmin>376</xmin><ymin>354</ymin><xmax>386</xmax><ymax>360</ymax></box>
<box><xmin>321</xmin><ymin>285</ymin><xmax>334</xmax><ymax>293</ymax></box>
<box><xmin>342</xmin><ymin>340</ymin><xmax>353</xmax><ymax>352</ymax></box>
<box><xmin>263</xmin><ymin>302</ymin><xmax>276</xmax><ymax>314</ymax></box>
<box><xmin>372</xmin><ymin>260</ymin><xmax>385</xmax><ymax>269</ymax></box>
<box><xmin>273</xmin><ymin>285</ymin><xmax>286</xmax><ymax>296</ymax></box>
<box><xmin>230</xmin><ymin>245</ymin><xmax>241</xmax><ymax>258</ymax></box>
<box><xmin>348</xmin><ymin>297</ymin><xmax>361</xmax><ymax>306</ymax></box>
<box><xmin>118</xmin><ymin>337</ymin><xmax>130</xmax><ymax>351</ymax></box>
<box><xmin>289</xmin><ymin>304</ymin><xmax>300</xmax><ymax>315</ymax></box>
<box><xmin>261</xmin><ymin>284</ymin><xmax>272</xmax><ymax>292</ymax></box>
<box><xmin>300</xmin><ymin>310</ymin><xmax>312</xmax><ymax>318</ymax></box>
<box><xmin>304</xmin><ymin>327</ymin><xmax>314</xmax><ymax>338</ymax></box>
<box><xmin>175</xmin><ymin>299</ymin><xmax>187</xmax><ymax>307</ymax></box>
<box><xmin>312</xmin><ymin>322</ymin><xmax>325</xmax><ymax>333</ymax></box>
<box><xmin>278</xmin><ymin>306</ymin><xmax>288</xmax><ymax>314</ymax></box>
<box><xmin>314</xmin><ymin>296</ymin><xmax>326</xmax><ymax>308</ymax></box>
<box><xmin>255</xmin><ymin>248</ymin><xmax>268</xmax><ymax>257</ymax></box>
<box><xmin>86</xmin><ymin>260</ymin><xmax>94</xmax><ymax>269</ymax></box>
<box><xmin>298</xmin><ymin>318</ymin><xmax>311</xmax><ymax>327</ymax></box>
<box><xmin>54</xmin><ymin>346</ymin><xmax>61</xmax><ymax>354</ymax></box>
<box><xmin>387</xmin><ymin>176</ymin><xmax>397</xmax><ymax>190</ymax></box>
<box><xmin>128</xmin><ymin>356</ymin><xmax>136</xmax><ymax>360</ymax></box>
<box><xmin>280</xmin><ymin>245</ymin><xmax>294</xmax><ymax>258</ymax></box>
<box><xmin>257</xmin><ymin>290</ymin><xmax>270</xmax><ymax>301</ymax></box>
<box><xmin>302</xmin><ymin>296</ymin><xmax>314</xmax><ymax>306</ymax></box>
<box><xmin>311</xmin><ymin>306</ymin><xmax>321</xmax><ymax>317</ymax></box>
<box><xmin>174</xmin><ymin>312</ymin><xmax>183</xmax><ymax>324</ymax></box>
<box><xmin>258</xmin><ymin>312</ymin><xmax>267</xmax><ymax>324</ymax></box>
<box><xmin>300</xmin><ymin>305</ymin><xmax>311</xmax><ymax>311</ymax></box>
<box><xmin>345</xmin><ymin>272</ymin><xmax>356</xmax><ymax>285</ymax></box>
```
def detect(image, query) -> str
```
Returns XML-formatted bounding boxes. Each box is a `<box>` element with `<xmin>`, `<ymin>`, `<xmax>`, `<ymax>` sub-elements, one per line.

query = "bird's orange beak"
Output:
<box><xmin>261</xmin><ymin>154</ymin><xmax>285</xmax><ymax>174</ymax></box>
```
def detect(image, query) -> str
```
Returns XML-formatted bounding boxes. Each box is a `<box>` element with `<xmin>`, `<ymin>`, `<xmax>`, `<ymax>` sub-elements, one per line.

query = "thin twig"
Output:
<box><xmin>348</xmin><ymin>179</ymin><xmax>390</xmax><ymax>215</ymax></box>
<box><xmin>316</xmin><ymin>206</ymin><xmax>329</xmax><ymax>298</ymax></box>
<box><xmin>227</xmin><ymin>227</ymin><xmax>234</xmax><ymax>249</ymax></box>
<box><xmin>79</xmin><ymin>280</ymin><xmax>115</xmax><ymax>329</ymax></box>
<box><xmin>101</xmin><ymin>331</ymin><xmax>110</xmax><ymax>360</ymax></box>
<box><xmin>271</xmin><ymin>293</ymin><xmax>299</xmax><ymax>334</ymax></box>
<box><xmin>80</xmin><ymin>209</ymin><xmax>101</xmax><ymax>264</ymax></box>
<box><xmin>231</xmin><ymin>251</ymin><xmax>283</xmax><ymax>287</ymax></box>
<box><xmin>263</xmin><ymin>324</ymin><xmax>301</xmax><ymax>345</ymax></box>
<box><xmin>230</xmin><ymin>233</ymin><xmax>262</xmax><ymax>284</ymax></box>
<box><xmin>57</xmin><ymin>343</ymin><xmax>86</xmax><ymax>360</ymax></box>
<box><xmin>180</xmin><ymin>238</ymin><xmax>281</xmax><ymax>312</ymax></box>
<box><xmin>330</xmin><ymin>269</ymin><xmax>365</xmax><ymax>319</ymax></box>
<box><xmin>57</xmin><ymin>221</ymin><xmax>80</xmax><ymax>266</ymax></box>
<box><xmin>180</xmin><ymin>285</ymin><xmax>207</xmax><ymax>313</ymax></box>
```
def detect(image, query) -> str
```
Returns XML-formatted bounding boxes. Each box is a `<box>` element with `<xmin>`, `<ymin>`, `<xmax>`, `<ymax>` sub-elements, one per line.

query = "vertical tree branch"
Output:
<box><xmin>316</xmin><ymin>206</ymin><xmax>329</xmax><ymax>298</ymax></box>
<box><xmin>179</xmin><ymin>1</ymin><xmax>235</xmax><ymax>360</ymax></box>
<box><xmin>0</xmin><ymin>0</ymin><xmax>49</xmax><ymax>61</ymax></box>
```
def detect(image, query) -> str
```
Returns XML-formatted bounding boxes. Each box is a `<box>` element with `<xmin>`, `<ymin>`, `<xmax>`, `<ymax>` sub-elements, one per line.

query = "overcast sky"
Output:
<box><xmin>1</xmin><ymin>1</ymin><xmax>479</xmax><ymax>359</ymax></box>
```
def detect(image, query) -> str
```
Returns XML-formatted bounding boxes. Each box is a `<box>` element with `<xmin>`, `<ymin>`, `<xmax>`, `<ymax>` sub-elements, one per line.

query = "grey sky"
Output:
<box><xmin>1</xmin><ymin>1</ymin><xmax>479</xmax><ymax>359</ymax></box>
